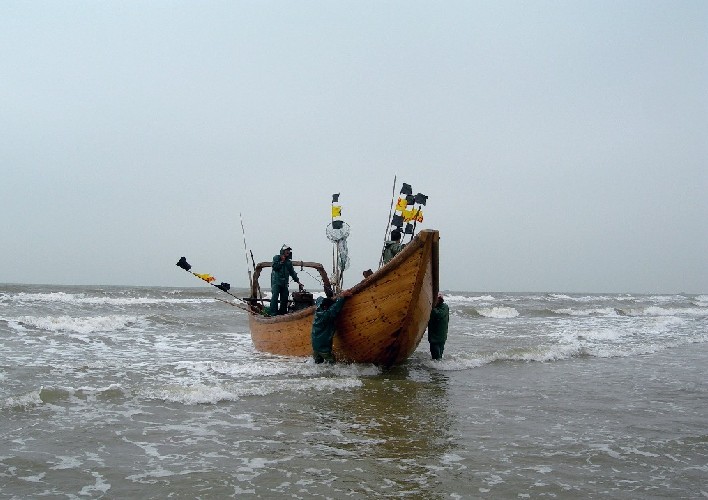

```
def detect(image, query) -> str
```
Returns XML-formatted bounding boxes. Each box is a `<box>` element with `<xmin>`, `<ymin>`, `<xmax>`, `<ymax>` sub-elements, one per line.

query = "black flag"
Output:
<box><xmin>332</xmin><ymin>193</ymin><xmax>340</xmax><ymax>203</ymax></box>
<box><xmin>400</xmin><ymin>183</ymin><xmax>413</xmax><ymax>195</ymax></box>
<box><xmin>176</xmin><ymin>257</ymin><xmax>191</xmax><ymax>272</ymax></box>
<box><xmin>414</xmin><ymin>193</ymin><xmax>428</xmax><ymax>205</ymax></box>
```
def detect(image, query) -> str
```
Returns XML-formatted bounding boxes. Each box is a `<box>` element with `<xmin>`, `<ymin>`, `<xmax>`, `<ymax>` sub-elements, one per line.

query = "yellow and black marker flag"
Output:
<box><xmin>390</xmin><ymin>183</ymin><xmax>427</xmax><ymax>238</ymax></box>
<box><xmin>331</xmin><ymin>193</ymin><xmax>344</xmax><ymax>229</ymax></box>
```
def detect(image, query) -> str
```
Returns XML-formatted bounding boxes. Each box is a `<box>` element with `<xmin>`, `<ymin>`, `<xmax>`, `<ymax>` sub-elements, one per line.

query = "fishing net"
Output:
<box><xmin>326</xmin><ymin>221</ymin><xmax>350</xmax><ymax>271</ymax></box>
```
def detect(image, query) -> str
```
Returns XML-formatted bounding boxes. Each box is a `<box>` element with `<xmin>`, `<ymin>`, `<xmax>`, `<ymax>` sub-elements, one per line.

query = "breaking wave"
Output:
<box><xmin>476</xmin><ymin>307</ymin><xmax>520</xmax><ymax>319</ymax></box>
<box><xmin>691</xmin><ymin>295</ymin><xmax>708</xmax><ymax>307</ymax></box>
<box><xmin>2</xmin><ymin>291</ymin><xmax>214</xmax><ymax>306</ymax></box>
<box><xmin>1</xmin><ymin>384</ymin><xmax>127</xmax><ymax>411</ymax></box>
<box><xmin>7</xmin><ymin>315</ymin><xmax>147</xmax><ymax>334</ymax></box>
<box><xmin>141</xmin><ymin>377</ymin><xmax>364</xmax><ymax>405</ymax></box>
<box><xmin>554</xmin><ymin>306</ymin><xmax>708</xmax><ymax>318</ymax></box>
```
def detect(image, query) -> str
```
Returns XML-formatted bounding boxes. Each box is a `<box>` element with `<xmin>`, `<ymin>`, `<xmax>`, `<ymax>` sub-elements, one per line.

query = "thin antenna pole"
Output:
<box><xmin>379</xmin><ymin>174</ymin><xmax>397</xmax><ymax>268</ymax></box>
<box><xmin>240</xmin><ymin>213</ymin><xmax>253</xmax><ymax>290</ymax></box>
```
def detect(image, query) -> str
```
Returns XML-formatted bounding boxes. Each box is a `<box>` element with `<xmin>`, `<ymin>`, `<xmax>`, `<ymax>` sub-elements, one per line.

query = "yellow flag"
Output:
<box><xmin>331</xmin><ymin>206</ymin><xmax>342</xmax><ymax>218</ymax></box>
<box><xmin>403</xmin><ymin>209</ymin><xmax>424</xmax><ymax>223</ymax></box>
<box><xmin>396</xmin><ymin>197</ymin><xmax>408</xmax><ymax>211</ymax></box>
<box><xmin>194</xmin><ymin>273</ymin><xmax>215</xmax><ymax>283</ymax></box>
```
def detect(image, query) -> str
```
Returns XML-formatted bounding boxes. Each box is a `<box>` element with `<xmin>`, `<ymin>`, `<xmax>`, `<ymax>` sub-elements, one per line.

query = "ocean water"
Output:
<box><xmin>1</xmin><ymin>284</ymin><xmax>706</xmax><ymax>498</ymax></box>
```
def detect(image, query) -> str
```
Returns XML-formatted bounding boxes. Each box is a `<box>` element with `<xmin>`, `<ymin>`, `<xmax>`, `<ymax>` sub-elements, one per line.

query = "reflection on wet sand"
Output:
<box><xmin>297</xmin><ymin>367</ymin><xmax>457</xmax><ymax>496</ymax></box>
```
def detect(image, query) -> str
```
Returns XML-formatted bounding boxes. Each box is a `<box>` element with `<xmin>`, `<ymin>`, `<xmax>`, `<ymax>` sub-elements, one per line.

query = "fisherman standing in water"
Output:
<box><xmin>270</xmin><ymin>245</ymin><xmax>303</xmax><ymax>315</ymax></box>
<box><xmin>311</xmin><ymin>289</ymin><xmax>352</xmax><ymax>364</ymax></box>
<box><xmin>427</xmin><ymin>293</ymin><xmax>449</xmax><ymax>360</ymax></box>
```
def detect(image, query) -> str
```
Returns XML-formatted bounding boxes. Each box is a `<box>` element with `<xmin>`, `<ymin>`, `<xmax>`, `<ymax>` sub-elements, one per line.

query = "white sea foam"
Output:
<box><xmin>648</xmin><ymin>295</ymin><xmax>687</xmax><ymax>303</ymax></box>
<box><xmin>615</xmin><ymin>306</ymin><xmax>708</xmax><ymax>318</ymax></box>
<box><xmin>9</xmin><ymin>291</ymin><xmax>213</xmax><ymax>306</ymax></box>
<box><xmin>476</xmin><ymin>307</ymin><xmax>519</xmax><ymax>319</ymax></box>
<box><xmin>553</xmin><ymin>307</ymin><xmax>619</xmax><ymax>317</ymax></box>
<box><xmin>10</xmin><ymin>315</ymin><xmax>146</xmax><ymax>334</ymax></box>
<box><xmin>1</xmin><ymin>390</ymin><xmax>43</xmax><ymax>410</ymax></box>
<box><xmin>555</xmin><ymin>306</ymin><xmax>708</xmax><ymax>318</ymax></box>
<box><xmin>425</xmin><ymin>353</ymin><xmax>487</xmax><ymax>371</ymax></box>
<box><xmin>562</xmin><ymin>326</ymin><xmax>625</xmax><ymax>342</ymax></box>
<box><xmin>590</xmin><ymin>444</ymin><xmax>623</xmax><ymax>460</ymax></box>
<box><xmin>445</xmin><ymin>294</ymin><xmax>497</xmax><ymax>303</ymax></box>
<box><xmin>74</xmin><ymin>384</ymin><xmax>127</xmax><ymax>398</ymax></box>
<box><xmin>199</xmin><ymin>359</ymin><xmax>381</xmax><ymax>379</ymax></box>
<box><xmin>642</xmin><ymin>306</ymin><xmax>708</xmax><ymax>317</ymax></box>
<box><xmin>15</xmin><ymin>384</ymin><xmax>128</xmax><ymax>406</ymax></box>
<box><xmin>492</xmin><ymin>343</ymin><xmax>582</xmax><ymax>363</ymax></box>
<box><xmin>50</xmin><ymin>456</ymin><xmax>84</xmax><ymax>470</ymax></box>
<box><xmin>142</xmin><ymin>377</ymin><xmax>364</xmax><ymax>405</ymax></box>
<box><xmin>78</xmin><ymin>472</ymin><xmax>111</xmax><ymax>495</ymax></box>
<box><xmin>547</xmin><ymin>315</ymin><xmax>697</xmax><ymax>359</ymax></box>
<box><xmin>3</xmin><ymin>284</ymin><xmax>707</xmax><ymax>498</ymax></box>
<box><xmin>429</xmin><ymin>344</ymin><xmax>586</xmax><ymax>367</ymax></box>
<box><xmin>621</xmin><ymin>447</ymin><xmax>659</xmax><ymax>458</ymax></box>
<box><xmin>548</xmin><ymin>294</ymin><xmax>635</xmax><ymax>302</ymax></box>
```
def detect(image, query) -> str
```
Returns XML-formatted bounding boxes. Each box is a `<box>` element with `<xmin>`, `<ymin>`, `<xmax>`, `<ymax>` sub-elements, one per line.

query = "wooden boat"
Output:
<box><xmin>246</xmin><ymin>229</ymin><xmax>439</xmax><ymax>366</ymax></box>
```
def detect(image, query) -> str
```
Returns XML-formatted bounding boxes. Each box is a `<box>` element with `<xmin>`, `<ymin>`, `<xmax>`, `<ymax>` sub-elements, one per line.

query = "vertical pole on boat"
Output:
<box><xmin>379</xmin><ymin>174</ymin><xmax>397</xmax><ymax>268</ymax></box>
<box><xmin>331</xmin><ymin>197</ymin><xmax>337</xmax><ymax>293</ymax></box>
<box><xmin>240</xmin><ymin>213</ymin><xmax>253</xmax><ymax>294</ymax></box>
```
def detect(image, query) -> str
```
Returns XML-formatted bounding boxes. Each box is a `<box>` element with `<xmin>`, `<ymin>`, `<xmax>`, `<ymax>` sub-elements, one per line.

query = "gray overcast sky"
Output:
<box><xmin>1</xmin><ymin>1</ymin><xmax>706</xmax><ymax>294</ymax></box>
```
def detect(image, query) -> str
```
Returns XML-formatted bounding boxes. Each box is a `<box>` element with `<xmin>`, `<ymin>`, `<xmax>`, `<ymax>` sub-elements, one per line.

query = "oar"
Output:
<box><xmin>214</xmin><ymin>297</ymin><xmax>251</xmax><ymax>312</ymax></box>
<box><xmin>176</xmin><ymin>256</ymin><xmax>250</xmax><ymax>306</ymax></box>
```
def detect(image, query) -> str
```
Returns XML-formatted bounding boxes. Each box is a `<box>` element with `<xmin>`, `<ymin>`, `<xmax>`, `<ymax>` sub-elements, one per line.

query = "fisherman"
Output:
<box><xmin>311</xmin><ymin>289</ymin><xmax>352</xmax><ymax>364</ymax></box>
<box><xmin>270</xmin><ymin>244</ymin><xmax>304</xmax><ymax>315</ymax></box>
<box><xmin>382</xmin><ymin>229</ymin><xmax>405</xmax><ymax>264</ymax></box>
<box><xmin>427</xmin><ymin>293</ymin><xmax>449</xmax><ymax>360</ymax></box>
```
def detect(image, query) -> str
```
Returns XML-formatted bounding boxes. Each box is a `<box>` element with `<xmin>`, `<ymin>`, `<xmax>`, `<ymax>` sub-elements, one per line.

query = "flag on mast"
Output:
<box><xmin>390</xmin><ymin>182</ymin><xmax>427</xmax><ymax>239</ymax></box>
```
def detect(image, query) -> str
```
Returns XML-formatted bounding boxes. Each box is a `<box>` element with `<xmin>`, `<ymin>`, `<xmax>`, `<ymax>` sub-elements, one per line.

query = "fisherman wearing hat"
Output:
<box><xmin>427</xmin><ymin>292</ymin><xmax>449</xmax><ymax>360</ymax></box>
<box><xmin>311</xmin><ymin>289</ymin><xmax>353</xmax><ymax>364</ymax></box>
<box><xmin>270</xmin><ymin>244</ymin><xmax>304</xmax><ymax>315</ymax></box>
<box><xmin>382</xmin><ymin>229</ymin><xmax>405</xmax><ymax>265</ymax></box>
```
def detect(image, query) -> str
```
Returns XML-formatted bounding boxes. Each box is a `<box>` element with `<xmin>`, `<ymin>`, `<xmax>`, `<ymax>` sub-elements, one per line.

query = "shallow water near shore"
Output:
<box><xmin>1</xmin><ymin>284</ymin><xmax>707</xmax><ymax>498</ymax></box>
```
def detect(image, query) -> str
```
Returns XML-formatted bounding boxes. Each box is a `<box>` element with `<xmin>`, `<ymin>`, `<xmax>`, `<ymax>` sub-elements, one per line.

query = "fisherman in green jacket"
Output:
<box><xmin>382</xmin><ymin>229</ymin><xmax>405</xmax><ymax>265</ymax></box>
<box><xmin>311</xmin><ymin>289</ymin><xmax>352</xmax><ymax>364</ymax></box>
<box><xmin>427</xmin><ymin>293</ymin><xmax>449</xmax><ymax>360</ymax></box>
<box><xmin>270</xmin><ymin>245</ymin><xmax>303</xmax><ymax>315</ymax></box>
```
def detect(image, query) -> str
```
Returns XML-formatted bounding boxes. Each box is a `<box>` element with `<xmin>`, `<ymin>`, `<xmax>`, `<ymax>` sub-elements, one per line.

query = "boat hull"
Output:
<box><xmin>249</xmin><ymin>229</ymin><xmax>439</xmax><ymax>366</ymax></box>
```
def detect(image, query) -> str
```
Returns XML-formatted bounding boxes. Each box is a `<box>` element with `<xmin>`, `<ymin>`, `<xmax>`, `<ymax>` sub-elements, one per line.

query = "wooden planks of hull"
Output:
<box><xmin>248</xmin><ymin>229</ymin><xmax>439</xmax><ymax>366</ymax></box>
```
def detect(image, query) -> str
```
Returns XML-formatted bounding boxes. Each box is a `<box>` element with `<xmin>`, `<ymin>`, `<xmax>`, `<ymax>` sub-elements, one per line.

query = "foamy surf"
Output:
<box><xmin>1</xmin><ymin>284</ymin><xmax>706</xmax><ymax>499</ymax></box>
<box><xmin>8</xmin><ymin>314</ymin><xmax>146</xmax><ymax>334</ymax></box>
<box><xmin>5</xmin><ymin>291</ymin><xmax>214</xmax><ymax>306</ymax></box>
<box><xmin>141</xmin><ymin>377</ymin><xmax>364</xmax><ymax>405</ymax></box>
<box><xmin>476</xmin><ymin>307</ymin><xmax>520</xmax><ymax>319</ymax></box>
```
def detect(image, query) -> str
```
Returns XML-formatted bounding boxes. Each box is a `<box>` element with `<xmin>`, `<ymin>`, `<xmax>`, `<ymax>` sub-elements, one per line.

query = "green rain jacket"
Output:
<box><xmin>311</xmin><ymin>296</ymin><xmax>347</xmax><ymax>353</ymax></box>
<box><xmin>427</xmin><ymin>301</ymin><xmax>449</xmax><ymax>344</ymax></box>
<box><xmin>271</xmin><ymin>249</ymin><xmax>299</xmax><ymax>287</ymax></box>
<box><xmin>382</xmin><ymin>240</ymin><xmax>405</xmax><ymax>264</ymax></box>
